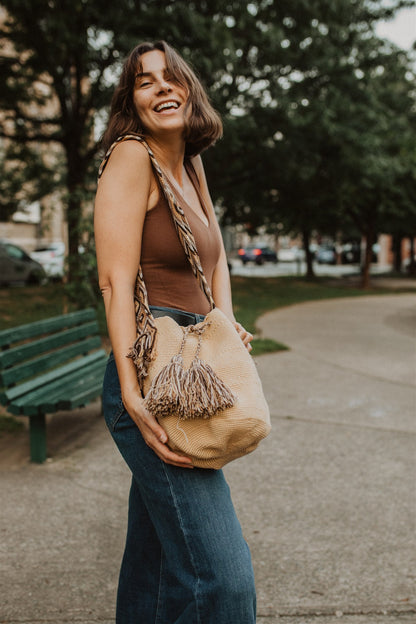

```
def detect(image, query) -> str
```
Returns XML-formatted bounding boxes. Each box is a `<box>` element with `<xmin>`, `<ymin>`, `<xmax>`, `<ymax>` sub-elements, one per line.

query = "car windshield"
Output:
<box><xmin>4</xmin><ymin>244</ymin><xmax>27</xmax><ymax>260</ymax></box>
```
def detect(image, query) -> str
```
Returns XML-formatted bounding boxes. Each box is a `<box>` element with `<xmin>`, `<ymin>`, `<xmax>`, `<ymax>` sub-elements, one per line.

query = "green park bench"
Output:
<box><xmin>0</xmin><ymin>308</ymin><xmax>108</xmax><ymax>463</ymax></box>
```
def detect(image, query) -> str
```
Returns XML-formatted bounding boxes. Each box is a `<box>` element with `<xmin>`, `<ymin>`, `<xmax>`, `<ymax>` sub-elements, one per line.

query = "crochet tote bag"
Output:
<box><xmin>99</xmin><ymin>135</ymin><xmax>271</xmax><ymax>469</ymax></box>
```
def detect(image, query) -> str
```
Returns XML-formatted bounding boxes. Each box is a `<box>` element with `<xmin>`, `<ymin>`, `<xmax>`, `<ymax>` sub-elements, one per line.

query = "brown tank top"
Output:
<box><xmin>141</xmin><ymin>160</ymin><xmax>222</xmax><ymax>316</ymax></box>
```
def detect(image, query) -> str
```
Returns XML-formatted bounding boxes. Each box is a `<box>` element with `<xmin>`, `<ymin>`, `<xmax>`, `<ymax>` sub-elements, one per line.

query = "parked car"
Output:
<box><xmin>238</xmin><ymin>243</ymin><xmax>278</xmax><ymax>265</ymax></box>
<box><xmin>340</xmin><ymin>242</ymin><xmax>361</xmax><ymax>264</ymax></box>
<box><xmin>30</xmin><ymin>242</ymin><xmax>65</xmax><ymax>278</ymax></box>
<box><xmin>277</xmin><ymin>246</ymin><xmax>305</xmax><ymax>262</ymax></box>
<box><xmin>316</xmin><ymin>245</ymin><xmax>337</xmax><ymax>265</ymax></box>
<box><xmin>0</xmin><ymin>240</ymin><xmax>46</xmax><ymax>285</ymax></box>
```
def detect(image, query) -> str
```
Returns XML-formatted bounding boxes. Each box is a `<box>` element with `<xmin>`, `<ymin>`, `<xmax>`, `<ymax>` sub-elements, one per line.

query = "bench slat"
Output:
<box><xmin>43</xmin><ymin>367</ymin><xmax>107</xmax><ymax>412</ymax></box>
<box><xmin>0</xmin><ymin>309</ymin><xmax>96</xmax><ymax>348</ymax></box>
<box><xmin>0</xmin><ymin>336</ymin><xmax>102</xmax><ymax>387</ymax></box>
<box><xmin>9</xmin><ymin>358</ymin><xmax>107</xmax><ymax>414</ymax></box>
<box><xmin>0</xmin><ymin>321</ymin><xmax>99</xmax><ymax>368</ymax></box>
<box><xmin>0</xmin><ymin>308</ymin><xmax>108</xmax><ymax>463</ymax></box>
<box><xmin>57</xmin><ymin>380</ymin><xmax>106</xmax><ymax>411</ymax></box>
<box><xmin>0</xmin><ymin>349</ymin><xmax>107</xmax><ymax>404</ymax></box>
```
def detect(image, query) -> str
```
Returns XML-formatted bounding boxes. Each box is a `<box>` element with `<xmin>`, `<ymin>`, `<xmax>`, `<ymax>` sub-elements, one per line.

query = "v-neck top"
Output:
<box><xmin>140</xmin><ymin>160</ymin><xmax>222</xmax><ymax>315</ymax></box>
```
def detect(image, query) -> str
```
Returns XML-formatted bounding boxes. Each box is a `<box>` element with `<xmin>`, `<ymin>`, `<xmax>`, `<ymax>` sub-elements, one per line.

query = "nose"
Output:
<box><xmin>156</xmin><ymin>78</ymin><xmax>172</xmax><ymax>93</ymax></box>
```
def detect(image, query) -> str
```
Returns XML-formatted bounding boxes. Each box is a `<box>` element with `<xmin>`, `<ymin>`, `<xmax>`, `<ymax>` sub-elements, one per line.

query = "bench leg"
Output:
<box><xmin>29</xmin><ymin>414</ymin><xmax>47</xmax><ymax>463</ymax></box>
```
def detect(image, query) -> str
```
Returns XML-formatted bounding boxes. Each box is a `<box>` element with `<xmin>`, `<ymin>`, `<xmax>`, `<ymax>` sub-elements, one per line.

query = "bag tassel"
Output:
<box><xmin>144</xmin><ymin>323</ymin><xmax>236</xmax><ymax>420</ymax></box>
<box><xmin>144</xmin><ymin>354</ymin><xmax>185</xmax><ymax>417</ymax></box>
<box><xmin>178</xmin><ymin>357</ymin><xmax>236</xmax><ymax>419</ymax></box>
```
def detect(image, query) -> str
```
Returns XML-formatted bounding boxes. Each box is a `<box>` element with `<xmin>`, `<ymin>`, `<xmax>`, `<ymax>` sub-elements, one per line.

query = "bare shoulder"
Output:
<box><xmin>99</xmin><ymin>139</ymin><xmax>152</xmax><ymax>187</ymax></box>
<box><xmin>95</xmin><ymin>139</ymin><xmax>154</xmax><ymax>218</ymax></box>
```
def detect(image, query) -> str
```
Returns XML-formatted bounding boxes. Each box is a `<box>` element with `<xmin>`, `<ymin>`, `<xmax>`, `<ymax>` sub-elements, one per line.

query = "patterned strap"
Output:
<box><xmin>98</xmin><ymin>134</ymin><xmax>216</xmax><ymax>384</ymax></box>
<box><xmin>98</xmin><ymin>134</ymin><xmax>215</xmax><ymax>309</ymax></box>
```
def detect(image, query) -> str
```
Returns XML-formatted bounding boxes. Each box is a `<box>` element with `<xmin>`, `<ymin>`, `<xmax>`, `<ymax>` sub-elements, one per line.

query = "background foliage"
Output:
<box><xmin>0</xmin><ymin>0</ymin><xmax>415</xmax><ymax>299</ymax></box>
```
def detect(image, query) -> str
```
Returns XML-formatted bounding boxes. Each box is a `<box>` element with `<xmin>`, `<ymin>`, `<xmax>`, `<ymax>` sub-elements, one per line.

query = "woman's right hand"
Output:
<box><xmin>122</xmin><ymin>391</ymin><xmax>194</xmax><ymax>469</ymax></box>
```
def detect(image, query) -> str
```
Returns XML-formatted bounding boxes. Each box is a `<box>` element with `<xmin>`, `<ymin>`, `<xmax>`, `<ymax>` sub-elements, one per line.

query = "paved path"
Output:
<box><xmin>0</xmin><ymin>294</ymin><xmax>415</xmax><ymax>624</ymax></box>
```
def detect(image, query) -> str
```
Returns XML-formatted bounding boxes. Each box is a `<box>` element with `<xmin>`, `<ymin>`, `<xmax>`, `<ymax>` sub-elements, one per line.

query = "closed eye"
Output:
<box><xmin>165</xmin><ymin>73</ymin><xmax>182</xmax><ymax>86</ymax></box>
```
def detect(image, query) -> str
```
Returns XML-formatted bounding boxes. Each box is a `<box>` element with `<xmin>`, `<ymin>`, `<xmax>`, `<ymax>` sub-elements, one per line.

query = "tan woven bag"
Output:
<box><xmin>99</xmin><ymin>135</ymin><xmax>271</xmax><ymax>469</ymax></box>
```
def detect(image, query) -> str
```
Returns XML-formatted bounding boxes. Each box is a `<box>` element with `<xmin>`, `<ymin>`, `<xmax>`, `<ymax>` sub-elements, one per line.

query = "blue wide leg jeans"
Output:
<box><xmin>102</xmin><ymin>350</ymin><xmax>257</xmax><ymax>624</ymax></box>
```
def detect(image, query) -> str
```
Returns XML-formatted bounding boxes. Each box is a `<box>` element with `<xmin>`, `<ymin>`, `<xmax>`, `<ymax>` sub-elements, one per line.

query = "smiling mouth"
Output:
<box><xmin>154</xmin><ymin>101</ymin><xmax>180</xmax><ymax>113</ymax></box>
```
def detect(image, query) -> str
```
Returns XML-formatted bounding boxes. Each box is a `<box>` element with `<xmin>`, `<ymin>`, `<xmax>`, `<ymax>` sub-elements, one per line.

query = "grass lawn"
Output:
<box><xmin>0</xmin><ymin>283</ymin><xmax>69</xmax><ymax>328</ymax></box>
<box><xmin>0</xmin><ymin>283</ymin><xmax>107</xmax><ymax>334</ymax></box>
<box><xmin>0</xmin><ymin>275</ymin><xmax>413</xmax><ymax>356</ymax></box>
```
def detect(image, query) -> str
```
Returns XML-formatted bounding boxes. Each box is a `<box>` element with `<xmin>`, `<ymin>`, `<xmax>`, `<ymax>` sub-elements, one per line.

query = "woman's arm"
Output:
<box><xmin>191</xmin><ymin>155</ymin><xmax>253</xmax><ymax>351</ymax></box>
<box><xmin>95</xmin><ymin>141</ymin><xmax>193</xmax><ymax>468</ymax></box>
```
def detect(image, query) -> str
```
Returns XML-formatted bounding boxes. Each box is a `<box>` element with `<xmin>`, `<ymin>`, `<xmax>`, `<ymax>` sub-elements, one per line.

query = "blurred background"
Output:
<box><xmin>1</xmin><ymin>6</ymin><xmax>415</xmax><ymax>621</ymax></box>
<box><xmin>0</xmin><ymin>0</ymin><xmax>415</xmax><ymax>308</ymax></box>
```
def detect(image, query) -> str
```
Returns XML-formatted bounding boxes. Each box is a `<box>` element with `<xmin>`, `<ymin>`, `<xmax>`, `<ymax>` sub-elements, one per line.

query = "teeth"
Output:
<box><xmin>155</xmin><ymin>101</ymin><xmax>179</xmax><ymax>112</ymax></box>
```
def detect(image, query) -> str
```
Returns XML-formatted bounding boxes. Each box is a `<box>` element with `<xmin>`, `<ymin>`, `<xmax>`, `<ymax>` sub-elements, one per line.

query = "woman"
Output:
<box><xmin>94</xmin><ymin>40</ymin><xmax>256</xmax><ymax>623</ymax></box>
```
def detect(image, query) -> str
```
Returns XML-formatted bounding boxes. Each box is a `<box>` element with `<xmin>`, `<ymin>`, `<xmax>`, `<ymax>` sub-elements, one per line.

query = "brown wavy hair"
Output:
<box><xmin>100</xmin><ymin>41</ymin><xmax>223</xmax><ymax>157</ymax></box>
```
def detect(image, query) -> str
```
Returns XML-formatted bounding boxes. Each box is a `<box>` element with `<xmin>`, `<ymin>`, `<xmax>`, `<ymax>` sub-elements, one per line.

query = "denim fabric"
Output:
<box><xmin>102</xmin><ymin>313</ymin><xmax>256</xmax><ymax>623</ymax></box>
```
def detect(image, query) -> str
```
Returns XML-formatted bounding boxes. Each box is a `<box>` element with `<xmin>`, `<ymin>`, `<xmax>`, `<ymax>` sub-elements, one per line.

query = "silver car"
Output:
<box><xmin>30</xmin><ymin>242</ymin><xmax>65</xmax><ymax>278</ymax></box>
<box><xmin>0</xmin><ymin>240</ymin><xmax>46</xmax><ymax>285</ymax></box>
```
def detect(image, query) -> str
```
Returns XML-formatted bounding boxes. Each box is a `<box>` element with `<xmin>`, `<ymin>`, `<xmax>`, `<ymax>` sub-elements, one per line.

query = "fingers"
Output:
<box><xmin>140</xmin><ymin>413</ymin><xmax>193</xmax><ymax>467</ymax></box>
<box><xmin>149</xmin><ymin>435</ymin><xmax>194</xmax><ymax>468</ymax></box>
<box><xmin>127</xmin><ymin>398</ymin><xmax>194</xmax><ymax>468</ymax></box>
<box><xmin>233</xmin><ymin>321</ymin><xmax>253</xmax><ymax>352</ymax></box>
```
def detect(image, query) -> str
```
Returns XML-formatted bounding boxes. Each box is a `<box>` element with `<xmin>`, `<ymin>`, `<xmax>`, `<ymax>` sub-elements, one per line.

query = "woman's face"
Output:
<box><xmin>133</xmin><ymin>50</ymin><xmax>189</xmax><ymax>139</ymax></box>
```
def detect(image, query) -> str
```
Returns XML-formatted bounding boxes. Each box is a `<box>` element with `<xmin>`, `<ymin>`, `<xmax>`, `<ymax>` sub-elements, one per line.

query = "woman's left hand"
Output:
<box><xmin>233</xmin><ymin>321</ymin><xmax>253</xmax><ymax>352</ymax></box>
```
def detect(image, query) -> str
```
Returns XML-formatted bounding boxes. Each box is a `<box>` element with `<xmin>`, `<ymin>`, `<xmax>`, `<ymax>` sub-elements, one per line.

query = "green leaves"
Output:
<box><xmin>0</xmin><ymin>0</ymin><xmax>414</xmax><ymax>292</ymax></box>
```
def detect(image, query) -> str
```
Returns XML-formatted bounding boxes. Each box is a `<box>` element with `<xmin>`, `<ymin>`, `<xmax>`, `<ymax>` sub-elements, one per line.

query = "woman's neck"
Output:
<box><xmin>146</xmin><ymin>135</ymin><xmax>186</xmax><ymax>187</ymax></box>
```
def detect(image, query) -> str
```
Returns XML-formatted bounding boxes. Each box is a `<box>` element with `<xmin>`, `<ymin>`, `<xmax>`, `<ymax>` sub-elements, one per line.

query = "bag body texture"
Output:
<box><xmin>142</xmin><ymin>308</ymin><xmax>271</xmax><ymax>469</ymax></box>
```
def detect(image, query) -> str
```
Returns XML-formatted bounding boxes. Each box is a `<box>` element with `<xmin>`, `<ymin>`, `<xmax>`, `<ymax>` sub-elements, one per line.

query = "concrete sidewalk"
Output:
<box><xmin>1</xmin><ymin>294</ymin><xmax>415</xmax><ymax>624</ymax></box>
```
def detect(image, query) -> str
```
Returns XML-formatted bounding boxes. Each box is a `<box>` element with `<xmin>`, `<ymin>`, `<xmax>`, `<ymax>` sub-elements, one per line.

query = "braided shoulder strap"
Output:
<box><xmin>98</xmin><ymin>133</ymin><xmax>216</xmax><ymax>385</ymax></box>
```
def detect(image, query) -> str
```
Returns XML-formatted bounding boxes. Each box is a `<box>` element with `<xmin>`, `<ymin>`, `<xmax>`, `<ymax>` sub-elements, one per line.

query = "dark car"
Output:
<box><xmin>0</xmin><ymin>240</ymin><xmax>46</xmax><ymax>285</ymax></box>
<box><xmin>340</xmin><ymin>242</ymin><xmax>361</xmax><ymax>264</ymax></box>
<box><xmin>238</xmin><ymin>244</ymin><xmax>278</xmax><ymax>265</ymax></box>
<box><xmin>316</xmin><ymin>245</ymin><xmax>337</xmax><ymax>265</ymax></box>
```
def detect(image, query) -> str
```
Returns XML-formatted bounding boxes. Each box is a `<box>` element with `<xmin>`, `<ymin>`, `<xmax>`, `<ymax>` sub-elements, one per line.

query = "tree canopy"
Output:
<box><xmin>0</xmin><ymin>0</ymin><xmax>415</xmax><ymax>290</ymax></box>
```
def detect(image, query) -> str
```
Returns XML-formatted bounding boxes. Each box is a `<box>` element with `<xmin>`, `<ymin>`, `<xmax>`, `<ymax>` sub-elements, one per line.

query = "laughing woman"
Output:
<box><xmin>94</xmin><ymin>41</ymin><xmax>255</xmax><ymax>624</ymax></box>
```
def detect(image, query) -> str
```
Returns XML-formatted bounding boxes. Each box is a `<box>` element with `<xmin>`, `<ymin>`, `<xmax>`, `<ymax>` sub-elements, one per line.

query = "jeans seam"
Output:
<box><xmin>154</xmin><ymin>544</ymin><xmax>164</xmax><ymax>624</ymax></box>
<box><xmin>111</xmin><ymin>400</ymin><xmax>125</xmax><ymax>432</ymax></box>
<box><xmin>161</xmin><ymin>462</ymin><xmax>201</xmax><ymax>624</ymax></box>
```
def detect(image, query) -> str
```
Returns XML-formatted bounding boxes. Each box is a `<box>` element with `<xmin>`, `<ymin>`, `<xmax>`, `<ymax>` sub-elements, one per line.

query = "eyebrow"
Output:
<box><xmin>135</xmin><ymin>68</ymin><xmax>170</xmax><ymax>79</ymax></box>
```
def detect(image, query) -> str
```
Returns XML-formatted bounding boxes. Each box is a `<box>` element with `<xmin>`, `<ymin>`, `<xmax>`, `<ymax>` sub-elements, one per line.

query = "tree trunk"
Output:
<box><xmin>66</xmin><ymin>191</ymin><xmax>82</xmax><ymax>283</ymax></box>
<box><xmin>392</xmin><ymin>233</ymin><xmax>403</xmax><ymax>273</ymax></box>
<box><xmin>302</xmin><ymin>228</ymin><xmax>315</xmax><ymax>279</ymax></box>
<box><xmin>65</xmin><ymin>139</ymin><xmax>85</xmax><ymax>284</ymax></box>
<box><xmin>408</xmin><ymin>236</ymin><xmax>415</xmax><ymax>276</ymax></box>
<box><xmin>361</xmin><ymin>227</ymin><xmax>375</xmax><ymax>289</ymax></box>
